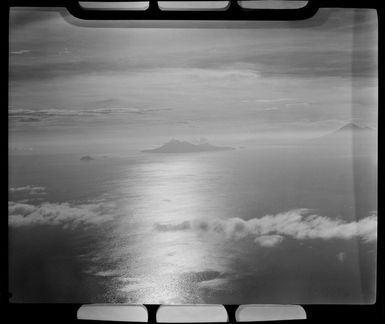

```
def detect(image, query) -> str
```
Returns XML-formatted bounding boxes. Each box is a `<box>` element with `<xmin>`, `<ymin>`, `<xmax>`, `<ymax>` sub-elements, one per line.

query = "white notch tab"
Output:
<box><xmin>236</xmin><ymin>305</ymin><xmax>306</xmax><ymax>322</ymax></box>
<box><xmin>79</xmin><ymin>1</ymin><xmax>150</xmax><ymax>11</ymax></box>
<box><xmin>238</xmin><ymin>0</ymin><xmax>309</xmax><ymax>10</ymax></box>
<box><xmin>157</xmin><ymin>305</ymin><xmax>228</xmax><ymax>323</ymax></box>
<box><xmin>77</xmin><ymin>304</ymin><xmax>148</xmax><ymax>322</ymax></box>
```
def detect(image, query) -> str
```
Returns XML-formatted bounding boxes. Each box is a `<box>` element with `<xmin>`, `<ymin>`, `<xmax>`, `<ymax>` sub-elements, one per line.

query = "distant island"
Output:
<box><xmin>331</xmin><ymin>122</ymin><xmax>373</xmax><ymax>134</ymax></box>
<box><xmin>319</xmin><ymin>122</ymin><xmax>374</xmax><ymax>139</ymax></box>
<box><xmin>308</xmin><ymin>122</ymin><xmax>375</xmax><ymax>145</ymax></box>
<box><xmin>80</xmin><ymin>155</ymin><xmax>94</xmax><ymax>161</ymax></box>
<box><xmin>142</xmin><ymin>139</ymin><xmax>235</xmax><ymax>153</ymax></box>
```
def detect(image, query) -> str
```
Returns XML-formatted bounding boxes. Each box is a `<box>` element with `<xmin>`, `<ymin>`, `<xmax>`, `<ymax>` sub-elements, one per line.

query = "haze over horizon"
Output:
<box><xmin>9</xmin><ymin>8</ymin><xmax>377</xmax><ymax>154</ymax></box>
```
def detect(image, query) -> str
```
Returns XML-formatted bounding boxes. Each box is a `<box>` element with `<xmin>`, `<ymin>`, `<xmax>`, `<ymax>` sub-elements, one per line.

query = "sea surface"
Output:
<box><xmin>8</xmin><ymin>141</ymin><xmax>377</xmax><ymax>304</ymax></box>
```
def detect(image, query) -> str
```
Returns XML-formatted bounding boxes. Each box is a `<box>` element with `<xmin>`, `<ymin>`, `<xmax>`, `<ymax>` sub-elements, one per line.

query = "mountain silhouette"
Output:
<box><xmin>80</xmin><ymin>155</ymin><xmax>94</xmax><ymax>161</ymax></box>
<box><xmin>308</xmin><ymin>122</ymin><xmax>375</xmax><ymax>147</ymax></box>
<box><xmin>142</xmin><ymin>139</ymin><xmax>235</xmax><ymax>153</ymax></box>
<box><xmin>332</xmin><ymin>122</ymin><xmax>373</xmax><ymax>134</ymax></box>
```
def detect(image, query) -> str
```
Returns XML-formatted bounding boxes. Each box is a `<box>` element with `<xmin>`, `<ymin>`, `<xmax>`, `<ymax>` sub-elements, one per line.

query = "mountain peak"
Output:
<box><xmin>337</xmin><ymin>122</ymin><xmax>372</xmax><ymax>132</ymax></box>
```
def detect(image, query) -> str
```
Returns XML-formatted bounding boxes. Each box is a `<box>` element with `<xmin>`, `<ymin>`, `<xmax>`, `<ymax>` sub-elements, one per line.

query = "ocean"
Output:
<box><xmin>8</xmin><ymin>139</ymin><xmax>377</xmax><ymax>304</ymax></box>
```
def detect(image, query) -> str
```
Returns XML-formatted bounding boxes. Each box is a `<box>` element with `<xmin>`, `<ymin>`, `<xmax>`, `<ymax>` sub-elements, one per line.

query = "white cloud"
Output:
<box><xmin>94</xmin><ymin>270</ymin><xmax>121</xmax><ymax>277</ymax></box>
<box><xmin>9</xmin><ymin>107</ymin><xmax>170</xmax><ymax>121</ymax></box>
<box><xmin>197</xmin><ymin>277</ymin><xmax>228</xmax><ymax>289</ymax></box>
<box><xmin>10</xmin><ymin>185</ymin><xmax>47</xmax><ymax>195</ymax></box>
<box><xmin>119</xmin><ymin>282</ymin><xmax>155</xmax><ymax>293</ymax></box>
<box><xmin>154</xmin><ymin>209</ymin><xmax>377</xmax><ymax>246</ymax></box>
<box><xmin>10</xmin><ymin>49</ymin><xmax>31</xmax><ymax>55</ymax></box>
<box><xmin>285</xmin><ymin>102</ymin><xmax>310</xmax><ymax>109</ymax></box>
<box><xmin>254</xmin><ymin>235</ymin><xmax>284</xmax><ymax>247</ymax></box>
<box><xmin>185</xmin><ymin>68</ymin><xmax>261</xmax><ymax>81</ymax></box>
<box><xmin>8</xmin><ymin>201</ymin><xmax>116</xmax><ymax>228</ymax></box>
<box><xmin>263</xmin><ymin>107</ymin><xmax>279</xmax><ymax>111</ymax></box>
<box><xmin>255</xmin><ymin>98</ymin><xmax>296</xmax><ymax>103</ymax></box>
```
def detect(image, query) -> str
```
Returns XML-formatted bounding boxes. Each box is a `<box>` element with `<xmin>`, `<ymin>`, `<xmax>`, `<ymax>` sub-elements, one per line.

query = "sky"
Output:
<box><xmin>9</xmin><ymin>7</ymin><xmax>378</xmax><ymax>152</ymax></box>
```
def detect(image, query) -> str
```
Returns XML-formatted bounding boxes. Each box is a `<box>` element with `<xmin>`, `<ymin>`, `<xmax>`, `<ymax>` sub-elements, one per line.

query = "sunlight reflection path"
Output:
<box><xmin>111</xmin><ymin>154</ymin><xmax>229</xmax><ymax>303</ymax></box>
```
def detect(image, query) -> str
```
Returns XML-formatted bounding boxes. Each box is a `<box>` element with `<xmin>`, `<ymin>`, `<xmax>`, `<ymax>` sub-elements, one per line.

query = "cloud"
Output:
<box><xmin>9</xmin><ymin>7</ymin><xmax>377</xmax><ymax>88</ymax></box>
<box><xmin>10</xmin><ymin>185</ymin><xmax>47</xmax><ymax>195</ymax></box>
<box><xmin>10</xmin><ymin>49</ymin><xmax>31</xmax><ymax>55</ymax></box>
<box><xmin>155</xmin><ymin>221</ymin><xmax>191</xmax><ymax>232</ymax></box>
<box><xmin>9</xmin><ymin>107</ymin><xmax>171</xmax><ymax>122</ymax></box>
<box><xmin>8</xmin><ymin>201</ymin><xmax>116</xmax><ymax>229</ymax></box>
<box><xmin>183</xmin><ymin>68</ymin><xmax>260</xmax><ymax>81</ymax></box>
<box><xmin>197</xmin><ymin>277</ymin><xmax>228</xmax><ymax>289</ymax></box>
<box><xmin>154</xmin><ymin>209</ymin><xmax>377</xmax><ymax>246</ymax></box>
<box><xmin>285</xmin><ymin>102</ymin><xmax>310</xmax><ymax>109</ymax></box>
<box><xmin>254</xmin><ymin>235</ymin><xmax>284</xmax><ymax>247</ymax></box>
<box><xmin>119</xmin><ymin>281</ymin><xmax>155</xmax><ymax>293</ymax></box>
<box><xmin>263</xmin><ymin>107</ymin><xmax>279</xmax><ymax>111</ymax></box>
<box><xmin>255</xmin><ymin>98</ymin><xmax>296</xmax><ymax>103</ymax></box>
<box><xmin>94</xmin><ymin>270</ymin><xmax>122</xmax><ymax>277</ymax></box>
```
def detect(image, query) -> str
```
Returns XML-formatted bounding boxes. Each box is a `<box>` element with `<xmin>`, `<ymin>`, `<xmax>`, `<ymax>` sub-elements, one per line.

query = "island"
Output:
<box><xmin>142</xmin><ymin>139</ymin><xmax>235</xmax><ymax>153</ymax></box>
<box><xmin>80</xmin><ymin>155</ymin><xmax>94</xmax><ymax>161</ymax></box>
<box><xmin>331</xmin><ymin>122</ymin><xmax>373</xmax><ymax>134</ymax></box>
<box><xmin>307</xmin><ymin>122</ymin><xmax>375</xmax><ymax>147</ymax></box>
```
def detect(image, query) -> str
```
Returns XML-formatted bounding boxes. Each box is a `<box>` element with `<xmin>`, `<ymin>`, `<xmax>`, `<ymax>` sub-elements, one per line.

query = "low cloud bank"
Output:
<box><xmin>9</xmin><ymin>107</ymin><xmax>170</xmax><ymax>121</ymax></box>
<box><xmin>8</xmin><ymin>201</ymin><xmax>116</xmax><ymax>228</ymax></box>
<box><xmin>10</xmin><ymin>185</ymin><xmax>47</xmax><ymax>195</ymax></box>
<box><xmin>154</xmin><ymin>209</ymin><xmax>377</xmax><ymax>247</ymax></box>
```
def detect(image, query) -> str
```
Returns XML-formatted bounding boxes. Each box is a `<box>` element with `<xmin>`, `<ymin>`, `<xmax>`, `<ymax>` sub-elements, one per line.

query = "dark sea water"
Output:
<box><xmin>8</xmin><ymin>141</ymin><xmax>377</xmax><ymax>304</ymax></box>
